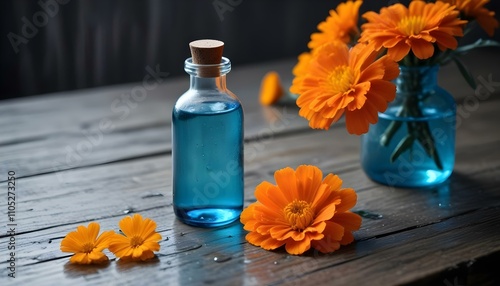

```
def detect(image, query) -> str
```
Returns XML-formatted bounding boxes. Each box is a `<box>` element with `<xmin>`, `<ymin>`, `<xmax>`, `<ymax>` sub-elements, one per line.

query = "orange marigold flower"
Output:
<box><xmin>60</xmin><ymin>222</ymin><xmax>114</xmax><ymax>264</ymax></box>
<box><xmin>290</xmin><ymin>52</ymin><xmax>314</xmax><ymax>95</ymax></box>
<box><xmin>441</xmin><ymin>0</ymin><xmax>499</xmax><ymax>36</ymax></box>
<box><xmin>309</xmin><ymin>0</ymin><xmax>363</xmax><ymax>49</ymax></box>
<box><xmin>291</xmin><ymin>42</ymin><xmax>399</xmax><ymax>135</ymax></box>
<box><xmin>293</xmin><ymin>52</ymin><xmax>313</xmax><ymax>78</ymax></box>
<box><xmin>359</xmin><ymin>1</ymin><xmax>467</xmax><ymax>61</ymax></box>
<box><xmin>259</xmin><ymin>71</ymin><xmax>284</xmax><ymax>106</ymax></box>
<box><xmin>240</xmin><ymin>165</ymin><xmax>362</xmax><ymax>255</ymax></box>
<box><xmin>108</xmin><ymin>214</ymin><xmax>162</xmax><ymax>261</ymax></box>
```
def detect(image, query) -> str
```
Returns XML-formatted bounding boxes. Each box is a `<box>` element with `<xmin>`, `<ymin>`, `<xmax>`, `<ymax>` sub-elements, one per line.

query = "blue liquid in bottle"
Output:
<box><xmin>172</xmin><ymin>54</ymin><xmax>244</xmax><ymax>227</ymax></box>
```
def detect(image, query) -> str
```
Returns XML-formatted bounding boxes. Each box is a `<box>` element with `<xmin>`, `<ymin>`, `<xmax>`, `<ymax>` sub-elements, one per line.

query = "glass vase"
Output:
<box><xmin>361</xmin><ymin>65</ymin><xmax>456</xmax><ymax>188</ymax></box>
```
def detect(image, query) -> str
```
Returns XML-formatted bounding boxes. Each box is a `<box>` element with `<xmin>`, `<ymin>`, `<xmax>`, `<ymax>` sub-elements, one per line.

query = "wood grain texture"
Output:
<box><xmin>1</xmin><ymin>122</ymin><xmax>499</xmax><ymax>285</ymax></box>
<box><xmin>0</xmin><ymin>59</ymin><xmax>307</xmax><ymax>179</ymax></box>
<box><xmin>1</xmin><ymin>49</ymin><xmax>500</xmax><ymax>285</ymax></box>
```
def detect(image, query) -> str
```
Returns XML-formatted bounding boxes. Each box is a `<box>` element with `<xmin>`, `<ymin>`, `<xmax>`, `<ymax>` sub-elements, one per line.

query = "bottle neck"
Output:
<box><xmin>396</xmin><ymin>65</ymin><xmax>439</xmax><ymax>94</ymax></box>
<box><xmin>190</xmin><ymin>75</ymin><xmax>227</xmax><ymax>91</ymax></box>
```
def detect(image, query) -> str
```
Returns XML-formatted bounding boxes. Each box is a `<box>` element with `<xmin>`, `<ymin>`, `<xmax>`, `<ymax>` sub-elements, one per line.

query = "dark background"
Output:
<box><xmin>1</xmin><ymin>0</ymin><xmax>498</xmax><ymax>99</ymax></box>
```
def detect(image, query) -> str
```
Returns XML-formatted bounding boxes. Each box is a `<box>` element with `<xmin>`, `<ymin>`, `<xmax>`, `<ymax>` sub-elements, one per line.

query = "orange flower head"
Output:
<box><xmin>291</xmin><ymin>42</ymin><xmax>400</xmax><ymax>135</ymax></box>
<box><xmin>309</xmin><ymin>0</ymin><xmax>363</xmax><ymax>49</ymax></box>
<box><xmin>290</xmin><ymin>52</ymin><xmax>314</xmax><ymax>95</ymax></box>
<box><xmin>441</xmin><ymin>0</ymin><xmax>499</xmax><ymax>36</ymax></box>
<box><xmin>60</xmin><ymin>222</ymin><xmax>114</xmax><ymax>264</ymax></box>
<box><xmin>108</xmin><ymin>214</ymin><xmax>162</xmax><ymax>261</ymax></box>
<box><xmin>359</xmin><ymin>1</ymin><xmax>467</xmax><ymax>61</ymax></box>
<box><xmin>240</xmin><ymin>165</ymin><xmax>362</xmax><ymax>255</ymax></box>
<box><xmin>259</xmin><ymin>71</ymin><xmax>284</xmax><ymax>106</ymax></box>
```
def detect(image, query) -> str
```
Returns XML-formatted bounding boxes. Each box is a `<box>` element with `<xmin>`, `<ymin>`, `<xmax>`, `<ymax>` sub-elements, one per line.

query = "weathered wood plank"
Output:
<box><xmin>245</xmin><ymin>207</ymin><xmax>500</xmax><ymax>286</ymax></box>
<box><xmin>0</xmin><ymin>59</ymin><xmax>310</xmax><ymax>179</ymax></box>
<box><xmin>1</xmin><ymin>48</ymin><xmax>498</xmax><ymax>180</ymax></box>
<box><xmin>4</xmin><ymin>203</ymin><xmax>500</xmax><ymax>285</ymax></box>
<box><xmin>1</xmin><ymin>122</ymin><xmax>499</xmax><ymax>284</ymax></box>
<box><xmin>1</xmin><ymin>117</ymin><xmax>498</xmax><ymax>237</ymax></box>
<box><xmin>1</xmin><ymin>49</ymin><xmax>499</xmax><ymax>285</ymax></box>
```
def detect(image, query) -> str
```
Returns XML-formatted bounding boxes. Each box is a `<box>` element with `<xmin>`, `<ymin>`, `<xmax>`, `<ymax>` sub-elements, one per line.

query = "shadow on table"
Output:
<box><xmin>63</xmin><ymin>256</ymin><xmax>161</xmax><ymax>279</ymax></box>
<box><xmin>63</xmin><ymin>260</ymin><xmax>111</xmax><ymax>278</ymax></box>
<box><xmin>115</xmin><ymin>256</ymin><xmax>160</xmax><ymax>272</ymax></box>
<box><xmin>424</xmin><ymin>170</ymin><xmax>500</xmax><ymax>210</ymax></box>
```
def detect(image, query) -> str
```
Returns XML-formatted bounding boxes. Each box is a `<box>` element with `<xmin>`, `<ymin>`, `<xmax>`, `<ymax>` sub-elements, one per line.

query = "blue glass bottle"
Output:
<box><xmin>361</xmin><ymin>66</ymin><xmax>456</xmax><ymax>188</ymax></box>
<box><xmin>172</xmin><ymin>43</ymin><xmax>244</xmax><ymax>227</ymax></box>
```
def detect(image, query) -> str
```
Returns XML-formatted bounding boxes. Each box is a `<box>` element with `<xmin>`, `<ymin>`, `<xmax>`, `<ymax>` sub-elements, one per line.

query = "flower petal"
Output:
<box><xmin>336</xmin><ymin>188</ymin><xmax>358</xmax><ymax>213</ymax></box>
<box><xmin>285</xmin><ymin>236</ymin><xmax>312</xmax><ymax>255</ymax></box>
<box><xmin>295</xmin><ymin>165</ymin><xmax>323</xmax><ymax>202</ymax></box>
<box><xmin>274</xmin><ymin>167</ymin><xmax>299</xmax><ymax>202</ymax></box>
<box><xmin>331</xmin><ymin>212</ymin><xmax>362</xmax><ymax>231</ymax></box>
<box><xmin>255</xmin><ymin>181</ymin><xmax>289</xmax><ymax>210</ymax></box>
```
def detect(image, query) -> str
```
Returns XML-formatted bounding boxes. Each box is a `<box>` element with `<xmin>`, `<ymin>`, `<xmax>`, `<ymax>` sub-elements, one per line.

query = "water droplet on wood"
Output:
<box><xmin>213</xmin><ymin>255</ymin><xmax>231</xmax><ymax>263</ymax></box>
<box><xmin>141</xmin><ymin>193</ymin><xmax>164</xmax><ymax>199</ymax></box>
<box><xmin>122</xmin><ymin>207</ymin><xmax>135</xmax><ymax>214</ymax></box>
<box><xmin>178</xmin><ymin>243</ymin><xmax>202</xmax><ymax>252</ymax></box>
<box><xmin>438</xmin><ymin>202</ymin><xmax>451</xmax><ymax>208</ymax></box>
<box><xmin>354</xmin><ymin>210</ymin><xmax>383</xmax><ymax>220</ymax></box>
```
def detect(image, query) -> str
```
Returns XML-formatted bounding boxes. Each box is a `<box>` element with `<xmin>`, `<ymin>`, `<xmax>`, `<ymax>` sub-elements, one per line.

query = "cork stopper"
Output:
<box><xmin>189</xmin><ymin>39</ymin><xmax>224</xmax><ymax>77</ymax></box>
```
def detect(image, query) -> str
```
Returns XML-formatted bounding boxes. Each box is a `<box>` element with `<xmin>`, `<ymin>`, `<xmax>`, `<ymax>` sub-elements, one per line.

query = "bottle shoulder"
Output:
<box><xmin>174</xmin><ymin>89</ymin><xmax>242</xmax><ymax>116</ymax></box>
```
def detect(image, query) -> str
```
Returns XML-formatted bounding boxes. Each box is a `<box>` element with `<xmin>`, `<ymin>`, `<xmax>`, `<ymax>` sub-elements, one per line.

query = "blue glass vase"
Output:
<box><xmin>361</xmin><ymin>65</ymin><xmax>456</xmax><ymax>188</ymax></box>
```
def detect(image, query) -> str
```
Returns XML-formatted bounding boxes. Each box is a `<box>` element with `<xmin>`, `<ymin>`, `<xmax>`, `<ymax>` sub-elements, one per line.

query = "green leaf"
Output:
<box><xmin>439</xmin><ymin>40</ymin><xmax>500</xmax><ymax>66</ymax></box>
<box><xmin>454</xmin><ymin>39</ymin><xmax>500</xmax><ymax>55</ymax></box>
<box><xmin>390</xmin><ymin>134</ymin><xmax>415</xmax><ymax>163</ymax></box>
<box><xmin>380</xmin><ymin>120</ymin><xmax>402</xmax><ymax>146</ymax></box>
<box><xmin>451</xmin><ymin>56</ymin><xmax>477</xmax><ymax>90</ymax></box>
<box><xmin>416</xmin><ymin>122</ymin><xmax>444</xmax><ymax>171</ymax></box>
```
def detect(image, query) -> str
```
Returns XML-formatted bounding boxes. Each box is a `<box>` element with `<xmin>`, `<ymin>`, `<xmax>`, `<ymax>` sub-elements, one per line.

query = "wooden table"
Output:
<box><xmin>1</xmin><ymin>49</ymin><xmax>500</xmax><ymax>285</ymax></box>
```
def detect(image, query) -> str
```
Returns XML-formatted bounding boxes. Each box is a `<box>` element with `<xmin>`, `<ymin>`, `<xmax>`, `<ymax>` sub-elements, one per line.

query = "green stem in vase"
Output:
<box><xmin>384</xmin><ymin>67</ymin><xmax>444</xmax><ymax>170</ymax></box>
<box><xmin>390</xmin><ymin>133</ymin><xmax>415</xmax><ymax>163</ymax></box>
<box><xmin>380</xmin><ymin>109</ymin><xmax>404</xmax><ymax>147</ymax></box>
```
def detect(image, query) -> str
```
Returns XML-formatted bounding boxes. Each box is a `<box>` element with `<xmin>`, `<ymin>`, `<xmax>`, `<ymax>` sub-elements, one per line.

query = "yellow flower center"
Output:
<box><xmin>328</xmin><ymin>66</ymin><xmax>355</xmax><ymax>94</ymax></box>
<box><xmin>284</xmin><ymin>200</ymin><xmax>314</xmax><ymax>231</ymax></box>
<box><xmin>82</xmin><ymin>242</ymin><xmax>95</xmax><ymax>253</ymax></box>
<box><xmin>398</xmin><ymin>16</ymin><xmax>426</xmax><ymax>36</ymax></box>
<box><xmin>130</xmin><ymin>236</ymin><xmax>144</xmax><ymax>248</ymax></box>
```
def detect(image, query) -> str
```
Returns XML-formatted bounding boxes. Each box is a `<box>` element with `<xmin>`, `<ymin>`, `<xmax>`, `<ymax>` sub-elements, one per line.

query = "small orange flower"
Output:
<box><xmin>291</xmin><ymin>42</ymin><xmax>399</xmax><ymax>135</ymax></box>
<box><xmin>108</xmin><ymin>214</ymin><xmax>162</xmax><ymax>261</ymax></box>
<box><xmin>359</xmin><ymin>1</ymin><xmax>467</xmax><ymax>61</ymax></box>
<box><xmin>441</xmin><ymin>0</ymin><xmax>499</xmax><ymax>36</ymax></box>
<box><xmin>308</xmin><ymin>0</ymin><xmax>363</xmax><ymax>49</ymax></box>
<box><xmin>241</xmin><ymin>165</ymin><xmax>362</xmax><ymax>255</ymax></box>
<box><xmin>60</xmin><ymin>222</ymin><xmax>114</xmax><ymax>264</ymax></box>
<box><xmin>259</xmin><ymin>71</ymin><xmax>284</xmax><ymax>106</ymax></box>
